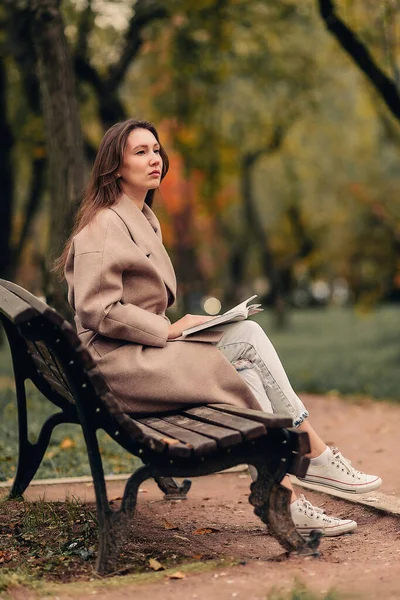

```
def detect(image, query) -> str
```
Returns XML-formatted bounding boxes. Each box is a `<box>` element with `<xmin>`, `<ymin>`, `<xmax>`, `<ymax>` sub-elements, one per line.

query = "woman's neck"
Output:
<box><xmin>120</xmin><ymin>184</ymin><xmax>146</xmax><ymax>211</ymax></box>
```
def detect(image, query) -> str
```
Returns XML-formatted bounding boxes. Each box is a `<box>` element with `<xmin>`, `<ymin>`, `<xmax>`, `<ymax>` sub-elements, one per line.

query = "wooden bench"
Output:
<box><xmin>0</xmin><ymin>279</ymin><xmax>320</xmax><ymax>573</ymax></box>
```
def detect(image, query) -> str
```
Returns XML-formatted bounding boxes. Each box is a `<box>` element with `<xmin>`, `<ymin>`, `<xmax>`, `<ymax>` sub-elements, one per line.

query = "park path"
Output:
<box><xmin>6</xmin><ymin>394</ymin><xmax>400</xmax><ymax>599</ymax></box>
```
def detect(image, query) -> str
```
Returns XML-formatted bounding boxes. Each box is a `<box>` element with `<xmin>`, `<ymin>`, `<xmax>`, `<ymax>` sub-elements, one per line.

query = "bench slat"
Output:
<box><xmin>161</xmin><ymin>414</ymin><xmax>242</xmax><ymax>448</ymax></box>
<box><xmin>126</xmin><ymin>418</ymin><xmax>192</xmax><ymax>458</ymax></box>
<box><xmin>138</xmin><ymin>417</ymin><xmax>217</xmax><ymax>456</ymax></box>
<box><xmin>30</xmin><ymin>352</ymin><xmax>72</xmax><ymax>393</ymax></box>
<box><xmin>210</xmin><ymin>404</ymin><xmax>293</xmax><ymax>429</ymax></box>
<box><xmin>184</xmin><ymin>406</ymin><xmax>266</xmax><ymax>440</ymax></box>
<box><xmin>41</xmin><ymin>372</ymin><xmax>74</xmax><ymax>402</ymax></box>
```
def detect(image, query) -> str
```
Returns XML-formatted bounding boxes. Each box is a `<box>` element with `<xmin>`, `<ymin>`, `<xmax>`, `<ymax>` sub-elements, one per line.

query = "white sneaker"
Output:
<box><xmin>300</xmin><ymin>447</ymin><xmax>382</xmax><ymax>494</ymax></box>
<box><xmin>291</xmin><ymin>494</ymin><xmax>357</xmax><ymax>537</ymax></box>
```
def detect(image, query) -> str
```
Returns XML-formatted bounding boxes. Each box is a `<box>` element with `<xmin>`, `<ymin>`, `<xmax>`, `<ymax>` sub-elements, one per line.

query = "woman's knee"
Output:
<box><xmin>217</xmin><ymin>320</ymin><xmax>267</xmax><ymax>351</ymax></box>
<box><xmin>235</xmin><ymin>319</ymin><xmax>265</xmax><ymax>341</ymax></box>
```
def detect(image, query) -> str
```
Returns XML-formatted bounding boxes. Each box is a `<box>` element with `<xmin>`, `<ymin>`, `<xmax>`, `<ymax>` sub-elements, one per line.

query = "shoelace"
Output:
<box><xmin>331</xmin><ymin>447</ymin><xmax>362</xmax><ymax>479</ymax></box>
<box><xmin>296</xmin><ymin>495</ymin><xmax>339</xmax><ymax>524</ymax></box>
<box><xmin>297</xmin><ymin>494</ymin><xmax>324</xmax><ymax>518</ymax></box>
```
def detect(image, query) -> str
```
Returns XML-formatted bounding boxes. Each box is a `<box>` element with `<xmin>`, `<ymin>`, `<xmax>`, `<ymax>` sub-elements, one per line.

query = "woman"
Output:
<box><xmin>59</xmin><ymin>118</ymin><xmax>381</xmax><ymax>538</ymax></box>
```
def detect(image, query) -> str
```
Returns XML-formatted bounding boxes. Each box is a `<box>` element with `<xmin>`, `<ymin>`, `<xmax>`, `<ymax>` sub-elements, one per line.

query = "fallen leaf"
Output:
<box><xmin>168</xmin><ymin>571</ymin><xmax>186</xmax><ymax>579</ymax></box>
<box><xmin>59</xmin><ymin>437</ymin><xmax>76</xmax><ymax>450</ymax></box>
<box><xmin>161</xmin><ymin>437</ymin><xmax>180</xmax><ymax>445</ymax></box>
<box><xmin>162</xmin><ymin>519</ymin><xmax>179</xmax><ymax>530</ymax></box>
<box><xmin>193</xmin><ymin>527</ymin><xmax>220</xmax><ymax>535</ymax></box>
<box><xmin>149</xmin><ymin>558</ymin><xmax>164</xmax><ymax>571</ymax></box>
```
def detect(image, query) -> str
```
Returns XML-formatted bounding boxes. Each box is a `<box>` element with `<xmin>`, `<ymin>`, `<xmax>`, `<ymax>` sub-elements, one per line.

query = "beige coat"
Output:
<box><xmin>65</xmin><ymin>194</ymin><xmax>260</xmax><ymax>414</ymax></box>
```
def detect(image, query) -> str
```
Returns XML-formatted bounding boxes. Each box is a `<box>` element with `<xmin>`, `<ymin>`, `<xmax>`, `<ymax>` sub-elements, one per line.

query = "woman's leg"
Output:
<box><xmin>216</xmin><ymin>322</ymin><xmax>361</xmax><ymax>536</ymax></box>
<box><xmin>216</xmin><ymin>320</ymin><xmax>310</xmax><ymax>428</ymax></box>
<box><xmin>217</xmin><ymin>320</ymin><xmax>381</xmax><ymax>495</ymax></box>
<box><xmin>297</xmin><ymin>420</ymin><xmax>327</xmax><ymax>458</ymax></box>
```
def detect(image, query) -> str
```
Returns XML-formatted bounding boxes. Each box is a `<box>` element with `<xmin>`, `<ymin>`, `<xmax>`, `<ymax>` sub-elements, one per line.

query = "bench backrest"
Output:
<box><xmin>0</xmin><ymin>279</ymin><xmax>127</xmax><ymax>421</ymax></box>
<box><xmin>0</xmin><ymin>280</ymin><xmax>190</xmax><ymax>456</ymax></box>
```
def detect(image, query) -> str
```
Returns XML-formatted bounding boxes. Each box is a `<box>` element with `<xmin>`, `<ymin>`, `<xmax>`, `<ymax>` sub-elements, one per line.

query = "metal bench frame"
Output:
<box><xmin>0</xmin><ymin>279</ymin><xmax>320</xmax><ymax>573</ymax></box>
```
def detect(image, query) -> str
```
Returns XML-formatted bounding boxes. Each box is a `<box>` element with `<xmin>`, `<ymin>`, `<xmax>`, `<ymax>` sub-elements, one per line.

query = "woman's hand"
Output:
<box><xmin>168</xmin><ymin>314</ymin><xmax>214</xmax><ymax>339</ymax></box>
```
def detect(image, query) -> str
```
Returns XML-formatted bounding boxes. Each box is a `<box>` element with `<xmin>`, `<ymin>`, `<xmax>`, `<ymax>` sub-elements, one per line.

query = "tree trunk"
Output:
<box><xmin>29</xmin><ymin>0</ymin><xmax>86</xmax><ymax>319</ymax></box>
<box><xmin>0</xmin><ymin>57</ymin><xmax>14</xmax><ymax>281</ymax></box>
<box><xmin>240</xmin><ymin>153</ymin><xmax>287</xmax><ymax>328</ymax></box>
<box><xmin>9</xmin><ymin>153</ymin><xmax>47</xmax><ymax>279</ymax></box>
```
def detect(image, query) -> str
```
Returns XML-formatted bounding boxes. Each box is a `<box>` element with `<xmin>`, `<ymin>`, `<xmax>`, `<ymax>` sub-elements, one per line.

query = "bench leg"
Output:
<box><xmin>8</xmin><ymin>363</ymin><xmax>75</xmax><ymax>498</ymax></box>
<box><xmin>96</xmin><ymin>464</ymin><xmax>153</xmax><ymax>575</ymax></box>
<box><xmin>154</xmin><ymin>476</ymin><xmax>192</xmax><ymax>500</ymax></box>
<box><xmin>75</xmin><ymin>408</ymin><xmax>153</xmax><ymax>574</ymax></box>
<box><xmin>9</xmin><ymin>411</ymin><xmax>72</xmax><ymax>498</ymax></box>
<box><xmin>249</xmin><ymin>457</ymin><xmax>321</xmax><ymax>556</ymax></box>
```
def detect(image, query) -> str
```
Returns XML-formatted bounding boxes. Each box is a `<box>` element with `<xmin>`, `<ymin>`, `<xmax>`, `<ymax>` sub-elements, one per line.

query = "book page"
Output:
<box><xmin>223</xmin><ymin>295</ymin><xmax>257</xmax><ymax>317</ymax></box>
<box><xmin>181</xmin><ymin>295</ymin><xmax>262</xmax><ymax>337</ymax></box>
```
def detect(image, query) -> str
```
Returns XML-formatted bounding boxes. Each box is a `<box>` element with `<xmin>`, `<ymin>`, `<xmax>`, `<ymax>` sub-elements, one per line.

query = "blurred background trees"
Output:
<box><xmin>2</xmin><ymin>0</ymin><xmax>400</xmax><ymax>321</ymax></box>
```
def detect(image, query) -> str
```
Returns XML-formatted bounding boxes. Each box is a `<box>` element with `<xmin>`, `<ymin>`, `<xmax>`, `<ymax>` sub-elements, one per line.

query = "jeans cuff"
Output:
<box><xmin>293</xmin><ymin>410</ymin><xmax>309</xmax><ymax>428</ymax></box>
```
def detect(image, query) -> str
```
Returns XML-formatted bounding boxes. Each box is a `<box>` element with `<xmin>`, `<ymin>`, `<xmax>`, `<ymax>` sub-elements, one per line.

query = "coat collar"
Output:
<box><xmin>110</xmin><ymin>194</ymin><xmax>177</xmax><ymax>302</ymax></box>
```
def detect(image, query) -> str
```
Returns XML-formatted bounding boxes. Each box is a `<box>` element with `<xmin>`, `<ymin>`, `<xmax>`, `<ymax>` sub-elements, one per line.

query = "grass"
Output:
<box><xmin>1</xmin><ymin>496</ymin><xmax>223</xmax><ymax>584</ymax></box>
<box><xmin>0</xmin><ymin>497</ymin><xmax>99</xmax><ymax>582</ymax></box>
<box><xmin>0</xmin><ymin>558</ymin><xmax>345</xmax><ymax>598</ymax></box>
<box><xmin>0</xmin><ymin>493</ymin><xmax>233</xmax><ymax>586</ymax></box>
<box><xmin>20</xmin><ymin>495</ymin><xmax>98</xmax><ymax>551</ymax></box>
<box><xmin>0</xmin><ymin>557</ymin><xmax>229</xmax><ymax>595</ymax></box>
<box><xmin>0</xmin><ymin>305</ymin><xmax>399</xmax><ymax>482</ymax></box>
<box><xmin>254</xmin><ymin>305</ymin><xmax>400</xmax><ymax>402</ymax></box>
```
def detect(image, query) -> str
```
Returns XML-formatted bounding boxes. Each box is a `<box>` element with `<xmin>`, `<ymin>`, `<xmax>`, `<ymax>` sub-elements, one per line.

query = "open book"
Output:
<box><xmin>182</xmin><ymin>295</ymin><xmax>263</xmax><ymax>337</ymax></box>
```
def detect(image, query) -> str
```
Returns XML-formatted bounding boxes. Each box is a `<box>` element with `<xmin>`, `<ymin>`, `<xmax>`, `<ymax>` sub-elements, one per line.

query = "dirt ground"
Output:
<box><xmin>3</xmin><ymin>394</ymin><xmax>400</xmax><ymax>599</ymax></box>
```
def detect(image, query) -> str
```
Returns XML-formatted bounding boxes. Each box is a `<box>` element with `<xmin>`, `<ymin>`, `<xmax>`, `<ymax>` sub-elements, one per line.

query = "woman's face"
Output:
<box><xmin>118</xmin><ymin>128</ymin><xmax>163</xmax><ymax>194</ymax></box>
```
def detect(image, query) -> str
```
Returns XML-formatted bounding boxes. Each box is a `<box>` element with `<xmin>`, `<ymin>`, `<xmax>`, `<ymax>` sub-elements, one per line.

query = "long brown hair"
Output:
<box><xmin>54</xmin><ymin>118</ymin><xmax>169</xmax><ymax>276</ymax></box>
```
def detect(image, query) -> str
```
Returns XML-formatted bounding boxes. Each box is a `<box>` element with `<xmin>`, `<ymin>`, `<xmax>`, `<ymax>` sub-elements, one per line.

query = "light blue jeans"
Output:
<box><xmin>216</xmin><ymin>320</ymin><xmax>309</xmax><ymax>427</ymax></box>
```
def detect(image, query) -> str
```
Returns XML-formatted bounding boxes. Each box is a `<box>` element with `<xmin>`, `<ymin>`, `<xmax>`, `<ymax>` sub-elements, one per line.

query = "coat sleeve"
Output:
<box><xmin>69</xmin><ymin>213</ymin><xmax>169</xmax><ymax>348</ymax></box>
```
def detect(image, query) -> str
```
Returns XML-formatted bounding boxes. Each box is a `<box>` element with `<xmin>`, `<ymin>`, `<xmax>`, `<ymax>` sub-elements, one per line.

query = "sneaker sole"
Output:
<box><xmin>297</xmin><ymin>521</ymin><xmax>357</xmax><ymax>537</ymax></box>
<box><xmin>298</xmin><ymin>476</ymin><xmax>382</xmax><ymax>494</ymax></box>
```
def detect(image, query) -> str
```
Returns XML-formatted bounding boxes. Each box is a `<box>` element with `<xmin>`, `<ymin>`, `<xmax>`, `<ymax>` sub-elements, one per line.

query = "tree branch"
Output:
<box><xmin>318</xmin><ymin>0</ymin><xmax>400</xmax><ymax>121</ymax></box>
<box><xmin>74</xmin><ymin>1</ymin><xmax>168</xmax><ymax>127</ymax></box>
<box><xmin>74</xmin><ymin>55</ymin><xmax>106</xmax><ymax>96</ymax></box>
<box><xmin>243</xmin><ymin>125</ymin><xmax>285</xmax><ymax>169</ymax></box>
<box><xmin>281</xmin><ymin>205</ymin><xmax>314</xmax><ymax>269</ymax></box>
<box><xmin>106</xmin><ymin>0</ymin><xmax>168</xmax><ymax>89</ymax></box>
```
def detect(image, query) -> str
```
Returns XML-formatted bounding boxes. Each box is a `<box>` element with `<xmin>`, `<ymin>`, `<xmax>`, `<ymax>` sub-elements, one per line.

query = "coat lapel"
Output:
<box><xmin>111</xmin><ymin>194</ymin><xmax>177</xmax><ymax>303</ymax></box>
